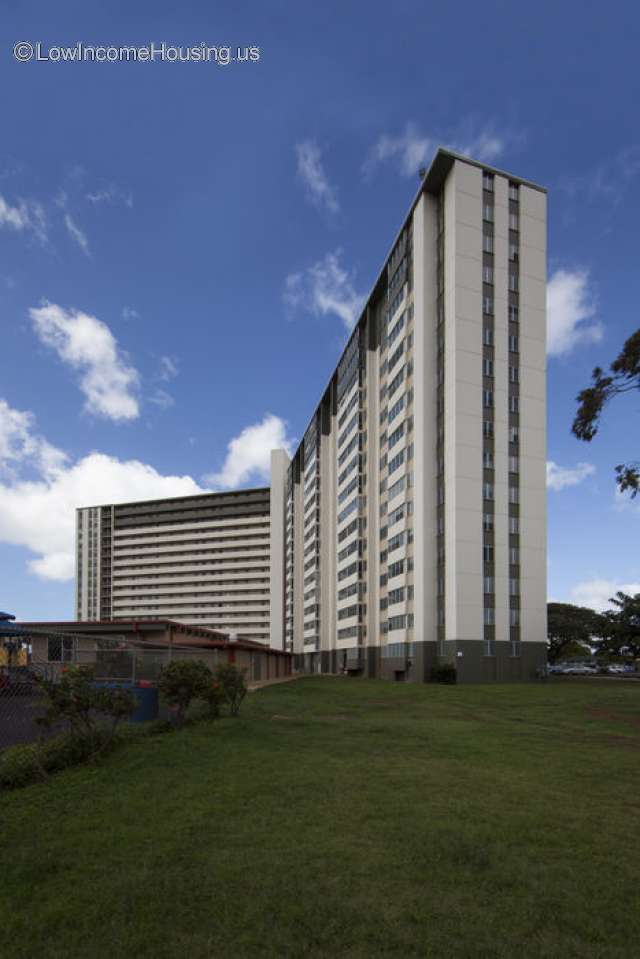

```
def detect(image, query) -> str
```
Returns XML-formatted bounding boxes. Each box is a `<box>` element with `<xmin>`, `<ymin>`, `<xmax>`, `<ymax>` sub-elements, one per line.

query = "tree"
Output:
<box><xmin>547</xmin><ymin>603</ymin><xmax>604</xmax><ymax>662</ymax></box>
<box><xmin>572</xmin><ymin>328</ymin><xmax>640</xmax><ymax>497</ymax></box>
<box><xmin>598</xmin><ymin>592</ymin><xmax>640</xmax><ymax>659</ymax></box>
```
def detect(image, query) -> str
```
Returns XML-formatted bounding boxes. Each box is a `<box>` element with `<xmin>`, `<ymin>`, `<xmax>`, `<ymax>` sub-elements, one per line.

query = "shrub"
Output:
<box><xmin>35</xmin><ymin>666</ymin><xmax>136</xmax><ymax>758</ymax></box>
<box><xmin>201</xmin><ymin>679</ymin><xmax>225</xmax><ymax>719</ymax></box>
<box><xmin>157</xmin><ymin>659</ymin><xmax>214</xmax><ymax>726</ymax></box>
<box><xmin>431</xmin><ymin>663</ymin><xmax>457</xmax><ymax>684</ymax></box>
<box><xmin>215</xmin><ymin>663</ymin><xmax>248</xmax><ymax>716</ymax></box>
<box><xmin>0</xmin><ymin>728</ymin><xmax>121</xmax><ymax>790</ymax></box>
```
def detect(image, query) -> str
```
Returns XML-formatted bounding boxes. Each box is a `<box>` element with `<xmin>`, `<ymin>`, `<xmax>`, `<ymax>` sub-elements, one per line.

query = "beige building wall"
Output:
<box><xmin>280</xmin><ymin>148</ymin><xmax>548</xmax><ymax>681</ymax></box>
<box><xmin>412</xmin><ymin>192</ymin><xmax>438</xmax><ymax>651</ymax></box>
<box><xmin>269</xmin><ymin>449</ymin><xmax>289</xmax><ymax>650</ymax></box>
<box><xmin>77</xmin><ymin>490</ymin><xmax>272</xmax><ymax>644</ymax></box>
<box><xmin>443</xmin><ymin>160</ymin><xmax>484</xmax><ymax>643</ymax></box>
<box><xmin>519</xmin><ymin>186</ymin><xmax>547</xmax><ymax>647</ymax></box>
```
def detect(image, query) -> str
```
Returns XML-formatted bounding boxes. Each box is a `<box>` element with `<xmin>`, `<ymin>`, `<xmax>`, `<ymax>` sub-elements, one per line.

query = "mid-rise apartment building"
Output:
<box><xmin>76</xmin><ymin>489</ymin><xmax>272</xmax><ymax>644</ymax></box>
<box><xmin>270</xmin><ymin>148</ymin><xmax>547</xmax><ymax>681</ymax></box>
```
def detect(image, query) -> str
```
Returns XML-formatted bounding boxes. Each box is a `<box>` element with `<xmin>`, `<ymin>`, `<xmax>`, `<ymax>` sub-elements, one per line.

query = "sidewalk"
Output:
<box><xmin>248</xmin><ymin>673</ymin><xmax>302</xmax><ymax>692</ymax></box>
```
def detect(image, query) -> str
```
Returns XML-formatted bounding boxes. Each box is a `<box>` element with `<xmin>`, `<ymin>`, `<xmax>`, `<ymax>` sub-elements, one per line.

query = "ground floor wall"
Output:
<box><xmin>294</xmin><ymin>641</ymin><xmax>547</xmax><ymax>683</ymax></box>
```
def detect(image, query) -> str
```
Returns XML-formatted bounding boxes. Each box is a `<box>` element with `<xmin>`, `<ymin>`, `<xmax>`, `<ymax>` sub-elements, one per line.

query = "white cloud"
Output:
<box><xmin>0</xmin><ymin>398</ymin><xmax>205</xmax><ymax>581</ymax></box>
<box><xmin>63</xmin><ymin>212</ymin><xmax>90</xmax><ymax>256</ymax></box>
<box><xmin>122</xmin><ymin>306</ymin><xmax>139</xmax><ymax>321</ymax></box>
<box><xmin>570</xmin><ymin>579</ymin><xmax>640</xmax><ymax>612</ymax></box>
<box><xmin>547</xmin><ymin>269</ymin><xmax>603</xmax><ymax>357</ymax></box>
<box><xmin>284</xmin><ymin>249</ymin><xmax>364</xmax><ymax>330</ymax></box>
<box><xmin>546</xmin><ymin>460</ymin><xmax>595</xmax><ymax>491</ymax></box>
<box><xmin>0</xmin><ymin>193</ymin><xmax>47</xmax><ymax>242</ymax></box>
<box><xmin>30</xmin><ymin>301</ymin><xmax>140</xmax><ymax>421</ymax></box>
<box><xmin>560</xmin><ymin>146</ymin><xmax>640</xmax><ymax>206</ymax></box>
<box><xmin>149</xmin><ymin>388</ymin><xmax>174</xmax><ymax>409</ymax></box>
<box><xmin>158</xmin><ymin>355</ymin><xmax>179</xmax><ymax>381</ymax></box>
<box><xmin>206</xmin><ymin>413</ymin><xmax>294</xmax><ymax>489</ymax></box>
<box><xmin>86</xmin><ymin>184</ymin><xmax>133</xmax><ymax>208</ymax></box>
<box><xmin>295</xmin><ymin>141</ymin><xmax>339</xmax><ymax>214</ymax></box>
<box><xmin>0</xmin><ymin>399</ymin><xmax>67</xmax><ymax>480</ymax></box>
<box><xmin>363</xmin><ymin>120</ymin><xmax>505</xmax><ymax>179</ymax></box>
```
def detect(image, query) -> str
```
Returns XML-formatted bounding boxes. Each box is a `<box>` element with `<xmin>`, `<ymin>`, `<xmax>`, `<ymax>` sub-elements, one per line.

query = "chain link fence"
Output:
<box><xmin>0</xmin><ymin>627</ymin><xmax>225</xmax><ymax>755</ymax></box>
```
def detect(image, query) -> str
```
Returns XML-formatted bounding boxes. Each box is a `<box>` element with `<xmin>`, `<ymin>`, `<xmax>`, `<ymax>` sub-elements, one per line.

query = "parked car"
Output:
<box><xmin>607</xmin><ymin>664</ymin><xmax>626</xmax><ymax>675</ymax></box>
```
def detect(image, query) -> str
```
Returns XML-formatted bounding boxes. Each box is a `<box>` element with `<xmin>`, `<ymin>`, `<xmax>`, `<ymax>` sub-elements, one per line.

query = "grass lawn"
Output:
<box><xmin>1</xmin><ymin>676</ymin><xmax>639</xmax><ymax>959</ymax></box>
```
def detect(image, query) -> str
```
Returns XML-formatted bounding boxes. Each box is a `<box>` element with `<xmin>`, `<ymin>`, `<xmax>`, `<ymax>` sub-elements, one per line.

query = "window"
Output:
<box><xmin>483</xmin><ymin>483</ymin><xmax>494</xmax><ymax>501</ymax></box>
<box><xmin>509</xmin><ymin>517</ymin><xmax>519</xmax><ymax>534</ymax></box>
<box><xmin>483</xmin><ymin>420</ymin><xmax>494</xmax><ymax>438</ymax></box>
<box><xmin>388</xmin><ymin>366</ymin><xmax>405</xmax><ymax>398</ymax></box>
<box><xmin>388</xmin><ymin>450</ymin><xmax>405</xmax><ymax>475</ymax></box>
<box><xmin>484</xmin><ymin>390</ymin><xmax>493</xmax><ymax>409</ymax></box>
<box><xmin>483</xmin><ymin>172</ymin><xmax>494</xmax><ymax>192</ymax></box>
<box><xmin>388</xmin><ymin>394</ymin><xmax>405</xmax><ymax>424</ymax></box>
<box><xmin>388</xmin><ymin>531</ymin><xmax>405</xmax><ymax>553</ymax></box>
<box><xmin>509</xmin><ymin>426</ymin><xmax>519</xmax><ymax>444</ymax></box>
<box><xmin>483</xmin><ymin>233</ymin><xmax>494</xmax><ymax>254</ymax></box>
<box><xmin>510</xmin><ymin>640</ymin><xmax>521</xmax><ymax>657</ymax></box>
<box><xmin>509</xmin><ymin>395</ymin><xmax>519</xmax><ymax>414</ymax></box>
<box><xmin>509</xmin><ymin>456</ymin><xmax>519</xmax><ymax>473</ymax></box>
<box><xmin>48</xmin><ymin>637</ymin><xmax>74</xmax><ymax>663</ymax></box>
<box><xmin>484</xmin><ymin>576</ymin><xmax>494</xmax><ymax>594</ymax></box>
<box><xmin>483</xmin><ymin>544</ymin><xmax>494</xmax><ymax>562</ymax></box>
<box><xmin>388</xmin><ymin>312</ymin><xmax>405</xmax><ymax>347</ymax></box>
<box><xmin>510</xmin><ymin>547</ymin><xmax>520</xmax><ymax>565</ymax></box>
<box><xmin>510</xmin><ymin>608</ymin><xmax>520</xmax><ymax>627</ymax></box>
<box><xmin>509</xmin><ymin>486</ymin><xmax>520</xmax><ymax>504</ymax></box>
<box><xmin>483</xmin><ymin>607</ymin><xmax>495</xmax><ymax>626</ymax></box>
<box><xmin>484</xmin><ymin>358</ymin><xmax>494</xmax><ymax>378</ymax></box>
<box><xmin>509</xmin><ymin>212</ymin><xmax>519</xmax><ymax>230</ymax></box>
<box><xmin>509</xmin><ymin>243</ymin><xmax>519</xmax><ymax>262</ymax></box>
<box><xmin>509</xmin><ymin>578</ymin><xmax>520</xmax><ymax>595</ymax></box>
<box><xmin>509</xmin><ymin>335</ymin><xmax>519</xmax><ymax>353</ymax></box>
<box><xmin>388</xmin><ymin>423</ymin><xmax>405</xmax><ymax>449</ymax></box>
<box><xmin>483</xmin><ymin>450</ymin><xmax>494</xmax><ymax>468</ymax></box>
<box><xmin>483</xmin><ymin>265</ymin><xmax>494</xmax><ymax>285</ymax></box>
<box><xmin>483</xmin><ymin>203</ymin><xmax>494</xmax><ymax>223</ymax></box>
<box><xmin>483</xmin><ymin>513</ymin><xmax>494</xmax><ymax>532</ymax></box>
<box><xmin>509</xmin><ymin>366</ymin><xmax>519</xmax><ymax>383</ymax></box>
<box><xmin>483</xmin><ymin>296</ymin><xmax>494</xmax><ymax>315</ymax></box>
<box><xmin>509</xmin><ymin>305</ymin><xmax>519</xmax><ymax>323</ymax></box>
<box><xmin>508</xmin><ymin>182</ymin><xmax>519</xmax><ymax>202</ymax></box>
<box><xmin>484</xmin><ymin>327</ymin><xmax>494</xmax><ymax>347</ymax></box>
<box><xmin>509</xmin><ymin>274</ymin><xmax>519</xmax><ymax>293</ymax></box>
<box><xmin>484</xmin><ymin>638</ymin><xmax>495</xmax><ymax>656</ymax></box>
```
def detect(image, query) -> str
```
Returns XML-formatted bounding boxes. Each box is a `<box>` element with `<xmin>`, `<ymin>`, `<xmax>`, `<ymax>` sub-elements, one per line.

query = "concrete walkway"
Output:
<box><xmin>247</xmin><ymin>674</ymin><xmax>302</xmax><ymax>692</ymax></box>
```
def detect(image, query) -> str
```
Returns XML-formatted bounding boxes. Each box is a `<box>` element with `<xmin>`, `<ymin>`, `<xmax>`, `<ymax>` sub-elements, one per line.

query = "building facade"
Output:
<box><xmin>76</xmin><ymin>489</ymin><xmax>273</xmax><ymax>645</ymax></box>
<box><xmin>270</xmin><ymin>148</ymin><xmax>547</xmax><ymax>681</ymax></box>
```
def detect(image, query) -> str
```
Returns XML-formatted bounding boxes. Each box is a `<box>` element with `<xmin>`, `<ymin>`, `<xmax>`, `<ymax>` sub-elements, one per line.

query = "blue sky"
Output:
<box><xmin>1</xmin><ymin>0</ymin><xmax>639</xmax><ymax>619</ymax></box>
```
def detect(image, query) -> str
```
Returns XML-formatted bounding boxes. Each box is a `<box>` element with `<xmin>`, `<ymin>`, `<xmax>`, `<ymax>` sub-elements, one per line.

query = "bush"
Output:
<box><xmin>35</xmin><ymin>666</ymin><xmax>136</xmax><ymax>756</ymax></box>
<box><xmin>157</xmin><ymin>659</ymin><xmax>215</xmax><ymax>726</ymax></box>
<box><xmin>0</xmin><ymin>728</ymin><xmax>121</xmax><ymax>790</ymax></box>
<box><xmin>431</xmin><ymin>663</ymin><xmax>457</xmax><ymax>684</ymax></box>
<box><xmin>215</xmin><ymin>663</ymin><xmax>248</xmax><ymax>716</ymax></box>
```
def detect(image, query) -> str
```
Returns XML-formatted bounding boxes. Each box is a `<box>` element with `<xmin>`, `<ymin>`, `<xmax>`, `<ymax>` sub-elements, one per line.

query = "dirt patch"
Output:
<box><xmin>588</xmin><ymin>708</ymin><xmax>640</xmax><ymax>729</ymax></box>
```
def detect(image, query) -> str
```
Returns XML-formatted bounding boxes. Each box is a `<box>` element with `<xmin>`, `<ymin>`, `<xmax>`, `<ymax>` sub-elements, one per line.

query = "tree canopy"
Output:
<box><xmin>599</xmin><ymin>591</ymin><xmax>640</xmax><ymax>658</ymax></box>
<box><xmin>547</xmin><ymin>603</ymin><xmax>605</xmax><ymax>662</ymax></box>
<box><xmin>572</xmin><ymin>328</ymin><xmax>640</xmax><ymax>497</ymax></box>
